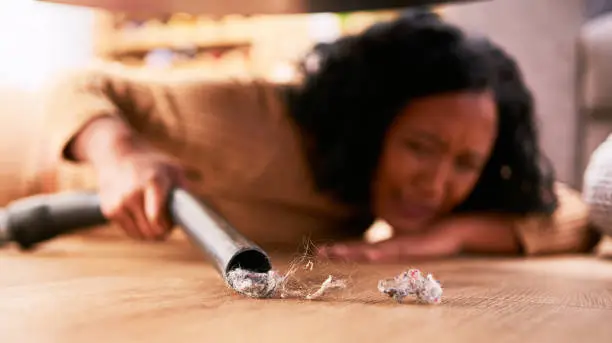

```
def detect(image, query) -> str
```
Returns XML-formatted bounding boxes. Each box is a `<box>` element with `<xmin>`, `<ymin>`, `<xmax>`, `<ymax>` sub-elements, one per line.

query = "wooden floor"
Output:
<box><xmin>2</xmin><ymin>231</ymin><xmax>612</xmax><ymax>343</ymax></box>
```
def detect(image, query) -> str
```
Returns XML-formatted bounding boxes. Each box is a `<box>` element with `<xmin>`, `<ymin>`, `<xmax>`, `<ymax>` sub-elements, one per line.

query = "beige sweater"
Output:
<box><xmin>42</xmin><ymin>65</ymin><xmax>597</xmax><ymax>254</ymax></box>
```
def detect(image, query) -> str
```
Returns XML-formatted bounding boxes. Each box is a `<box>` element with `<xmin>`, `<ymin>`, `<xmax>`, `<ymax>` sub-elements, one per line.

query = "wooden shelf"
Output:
<box><xmin>107</xmin><ymin>39</ymin><xmax>251</xmax><ymax>59</ymax></box>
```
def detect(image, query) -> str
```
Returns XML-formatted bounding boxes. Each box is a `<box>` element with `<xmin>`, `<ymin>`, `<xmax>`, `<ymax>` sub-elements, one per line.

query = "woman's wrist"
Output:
<box><xmin>448</xmin><ymin>214</ymin><xmax>521</xmax><ymax>254</ymax></box>
<box><xmin>71</xmin><ymin>115</ymin><xmax>150</xmax><ymax>168</ymax></box>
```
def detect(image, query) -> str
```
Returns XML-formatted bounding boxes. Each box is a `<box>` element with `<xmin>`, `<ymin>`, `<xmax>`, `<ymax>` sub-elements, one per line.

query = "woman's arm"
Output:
<box><xmin>43</xmin><ymin>65</ymin><xmax>160</xmax><ymax>164</ymax></box>
<box><xmin>42</xmin><ymin>64</ymin><xmax>280</xmax><ymax>241</ymax></box>
<box><xmin>69</xmin><ymin>115</ymin><xmax>148</xmax><ymax>169</ymax></box>
<box><xmin>318</xmin><ymin>215</ymin><xmax>520</xmax><ymax>262</ymax></box>
<box><xmin>417</xmin><ymin>183</ymin><xmax>597</xmax><ymax>256</ymax></box>
<box><xmin>42</xmin><ymin>65</ymin><xmax>191</xmax><ymax>239</ymax></box>
<box><xmin>435</xmin><ymin>181</ymin><xmax>597</xmax><ymax>255</ymax></box>
<box><xmin>511</xmin><ymin>182</ymin><xmax>598</xmax><ymax>255</ymax></box>
<box><xmin>435</xmin><ymin>214</ymin><xmax>521</xmax><ymax>254</ymax></box>
<box><xmin>427</xmin><ymin>182</ymin><xmax>597</xmax><ymax>256</ymax></box>
<box><xmin>318</xmin><ymin>182</ymin><xmax>596</xmax><ymax>262</ymax></box>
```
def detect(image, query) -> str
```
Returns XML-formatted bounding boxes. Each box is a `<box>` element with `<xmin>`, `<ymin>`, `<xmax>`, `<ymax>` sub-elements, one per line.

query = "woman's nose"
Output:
<box><xmin>413</xmin><ymin>161</ymin><xmax>451</xmax><ymax>203</ymax></box>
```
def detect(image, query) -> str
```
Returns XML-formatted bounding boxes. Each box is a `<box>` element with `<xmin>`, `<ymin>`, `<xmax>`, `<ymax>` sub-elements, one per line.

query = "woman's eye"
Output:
<box><xmin>455</xmin><ymin>158</ymin><xmax>480</xmax><ymax>173</ymax></box>
<box><xmin>404</xmin><ymin>140</ymin><xmax>432</xmax><ymax>154</ymax></box>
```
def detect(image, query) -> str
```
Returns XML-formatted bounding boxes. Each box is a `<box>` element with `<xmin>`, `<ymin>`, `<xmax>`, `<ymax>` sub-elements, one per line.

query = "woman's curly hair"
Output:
<box><xmin>285</xmin><ymin>9</ymin><xmax>557</xmax><ymax>216</ymax></box>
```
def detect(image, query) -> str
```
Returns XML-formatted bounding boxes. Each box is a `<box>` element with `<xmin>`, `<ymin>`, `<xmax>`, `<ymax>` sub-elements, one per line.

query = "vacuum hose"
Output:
<box><xmin>0</xmin><ymin>188</ymin><xmax>272</xmax><ymax>277</ymax></box>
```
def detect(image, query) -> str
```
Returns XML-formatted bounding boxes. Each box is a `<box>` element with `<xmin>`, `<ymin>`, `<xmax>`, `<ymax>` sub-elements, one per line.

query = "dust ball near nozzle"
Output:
<box><xmin>224</xmin><ymin>248</ymin><xmax>281</xmax><ymax>299</ymax></box>
<box><xmin>226</xmin><ymin>268</ymin><xmax>285</xmax><ymax>299</ymax></box>
<box><xmin>225</xmin><ymin>251</ymin><xmax>347</xmax><ymax>300</ymax></box>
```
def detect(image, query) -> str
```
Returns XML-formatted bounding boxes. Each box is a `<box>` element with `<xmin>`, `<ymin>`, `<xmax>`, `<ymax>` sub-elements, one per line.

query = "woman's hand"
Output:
<box><xmin>317</xmin><ymin>223</ymin><xmax>463</xmax><ymax>262</ymax></box>
<box><xmin>317</xmin><ymin>215</ymin><xmax>521</xmax><ymax>262</ymax></box>
<box><xmin>96</xmin><ymin>149</ymin><xmax>189</xmax><ymax>240</ymax></box>
<box><xmin>69</xmin><ymin>116</ymin><xmax>191</xmax><ymax>241</ymax></box>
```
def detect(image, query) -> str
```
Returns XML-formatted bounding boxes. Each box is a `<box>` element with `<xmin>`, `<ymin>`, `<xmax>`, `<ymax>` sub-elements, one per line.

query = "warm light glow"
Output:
<box><xmin>0</xmin><ymin>0</ymin><xmax>95</xmax><ymax>91</ymax></box>
<box><xmin>364</xmin><ymin>220</ymin><xmax>394</xmax><ymax>243</ymax></box>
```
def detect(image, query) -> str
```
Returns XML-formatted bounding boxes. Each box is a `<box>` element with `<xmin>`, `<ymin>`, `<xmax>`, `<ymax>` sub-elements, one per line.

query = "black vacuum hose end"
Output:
<box><xmin>0</xmin><ymin>191</ymin><xmax>106</xmax><ymax>250</ymax></box>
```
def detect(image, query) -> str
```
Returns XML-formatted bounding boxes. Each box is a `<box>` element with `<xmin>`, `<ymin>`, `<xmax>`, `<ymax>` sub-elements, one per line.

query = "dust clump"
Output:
<box><xmin>378</xmin><ymin>268</ymin><xmax>443</xmax><ymax>304</ymax></box>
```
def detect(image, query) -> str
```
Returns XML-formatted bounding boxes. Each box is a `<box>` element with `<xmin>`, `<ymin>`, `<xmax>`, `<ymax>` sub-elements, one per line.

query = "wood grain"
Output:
<box><xmin>2</xmin><ymin>230</ymin><xmax>612</xmax><ymax>343</ymax></box>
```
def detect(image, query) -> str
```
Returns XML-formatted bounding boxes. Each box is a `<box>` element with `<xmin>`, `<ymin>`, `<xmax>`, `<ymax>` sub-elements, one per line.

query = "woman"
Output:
<box><xmin>44</xmin><ymin>10</ymin><xmax>594</xmax><ymax>261</ymax></box>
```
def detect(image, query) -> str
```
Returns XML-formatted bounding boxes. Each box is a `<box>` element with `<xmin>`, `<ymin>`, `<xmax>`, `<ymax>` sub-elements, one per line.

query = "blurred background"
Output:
<box><xmin>0</xmin><ymin>0</ymin><xmax>610</xmax><ymax>206</ymax></box>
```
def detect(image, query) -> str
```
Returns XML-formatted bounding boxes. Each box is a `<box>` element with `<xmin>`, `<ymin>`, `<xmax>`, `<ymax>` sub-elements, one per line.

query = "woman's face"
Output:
<box><xmin>371</xmin><ymin>90</ymin><xmax>497</xmax><ymax>233</ymax></box>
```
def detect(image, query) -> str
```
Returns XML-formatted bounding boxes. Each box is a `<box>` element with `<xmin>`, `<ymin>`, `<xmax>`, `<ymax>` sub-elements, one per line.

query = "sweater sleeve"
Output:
<box><xmin>42</xmin><ymin>65</ymin><xmax>175</xmax><ymax>163</ymax></box>
<box><xmin>513</xmin><ymin>182</ymin><xmax>598</xmax><ymax>255</ymax></box>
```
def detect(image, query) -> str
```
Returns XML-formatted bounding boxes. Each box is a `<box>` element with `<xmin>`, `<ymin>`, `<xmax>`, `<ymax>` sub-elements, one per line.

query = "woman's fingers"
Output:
<box><xmin>127</xmin><ymin>191</ymin><xmax>158</xmax><ymax>240</ymax></box>
<box><xmin>100</xmin><ymin>179</ymin><xmax>175</xmax><ymax>241</ymax></box>
<box><xmin>113</xmin><ymin>210</ymin><xmax>142</xmax><ymax>240</ymax></box>
<box><xmin>318</xmin><ymin>240</ymin><xmax>400</xmax><ymax>262</ymax></box>
<box><xmin>317</xmin><ymin>232</ymin><xmax>458</xmax><ymax>263</ymax></box>
<box><xmin>95</xmin><ymin>147</ymin><xmax>189</xmax><ymax>242</ymax></box>
<box><xmin>144</xmin><ymin>176</ymin><xmax>173</xmax><ymax>239</ymax></box>
<box><xmin>101</xmin><ymin>191</ymin><xmax>140</xmax><ymax>240</ymax></box>
<box><xmin>101</xmin><ymin>189</ymin><xmax>157</xmax><ymax>241</ymax></box>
